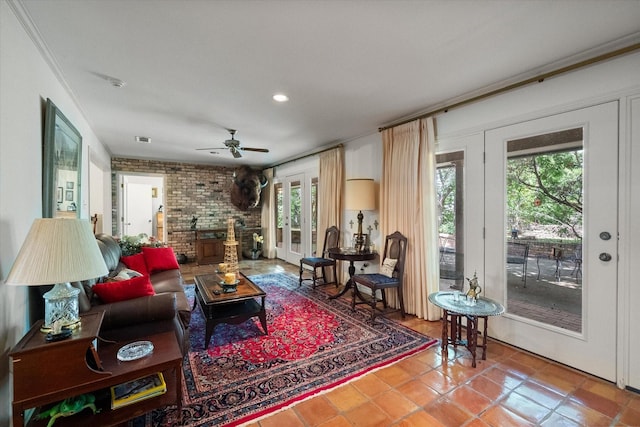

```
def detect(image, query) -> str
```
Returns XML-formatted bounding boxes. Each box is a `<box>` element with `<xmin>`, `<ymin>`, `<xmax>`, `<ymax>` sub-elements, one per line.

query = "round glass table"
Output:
<box><xmin>428</xmin><ymin>291</ymin><xmax>504</xmax><ymax>367</ymax></box>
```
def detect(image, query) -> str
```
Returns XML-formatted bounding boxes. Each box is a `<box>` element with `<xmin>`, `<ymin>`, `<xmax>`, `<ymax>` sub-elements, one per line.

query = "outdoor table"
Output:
<box><xmin>428</xmin><ymin>291</ymin><xmax>504</xmax><ymax>367</ymax></box>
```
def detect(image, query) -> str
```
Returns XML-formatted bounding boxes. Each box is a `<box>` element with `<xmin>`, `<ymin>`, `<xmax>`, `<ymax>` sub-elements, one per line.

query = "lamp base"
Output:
<box><xmin>42</xmin><ymin>282</ymin><xmax>80</xmax><ymax>332</ymax></box>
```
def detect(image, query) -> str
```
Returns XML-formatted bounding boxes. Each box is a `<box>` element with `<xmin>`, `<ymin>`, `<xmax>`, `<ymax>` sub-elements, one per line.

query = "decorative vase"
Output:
<box><xmin>250</xmin><ymin>250</ymin><xmax>261</xmax><ymax>260</ymax></box>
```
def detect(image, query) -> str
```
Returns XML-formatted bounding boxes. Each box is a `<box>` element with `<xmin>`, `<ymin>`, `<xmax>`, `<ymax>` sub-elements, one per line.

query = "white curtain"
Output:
<box><xmin>317</xmin><ymin>147</ymin><xmax>345</xmax><ymax>281</ymax></box>
<box><xmin>260</xmin><ymin>168</ymin><xmax>277</xmax><ymax>258</ymax></box>
<box><xmin>381</xmin><ymin>117</ymin><xmax>440</xmax><ymax>320</ymax></box>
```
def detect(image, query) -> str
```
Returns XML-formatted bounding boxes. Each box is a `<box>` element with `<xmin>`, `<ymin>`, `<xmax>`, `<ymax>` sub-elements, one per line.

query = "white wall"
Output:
<box><xmin>0</xmin><ymin>2</ymin><xmax>111</xmax><ymax>420</ymax></box>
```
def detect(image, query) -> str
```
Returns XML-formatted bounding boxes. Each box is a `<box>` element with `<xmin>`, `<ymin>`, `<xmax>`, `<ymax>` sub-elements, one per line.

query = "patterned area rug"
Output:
<box><xmin>138</xmin><ymin>273</ymin><xmax>436</xmax><ymax>426</ymax></box>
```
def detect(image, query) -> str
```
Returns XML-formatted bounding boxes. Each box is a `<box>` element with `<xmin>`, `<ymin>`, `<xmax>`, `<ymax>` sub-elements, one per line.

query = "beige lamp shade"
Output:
<box><xmin>6</xmin><ymin>218</ymin><xmax>108</xmax><ymax>286</ymax></box>
<box><xmin>345</xmin><ymin>179</ymin><xmax>376</xmax><ymax>211</ymax></box>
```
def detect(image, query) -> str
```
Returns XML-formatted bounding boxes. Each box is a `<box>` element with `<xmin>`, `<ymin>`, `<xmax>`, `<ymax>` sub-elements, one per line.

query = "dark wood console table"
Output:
<box><xmin>10</xmin><ymin>311</ymin><xmax>182</xmax><ymax>426</ymax></box>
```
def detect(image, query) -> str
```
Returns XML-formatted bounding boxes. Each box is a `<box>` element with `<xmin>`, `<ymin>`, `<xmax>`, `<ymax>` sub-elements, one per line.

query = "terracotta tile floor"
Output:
<box><xmin>180</xmin><ymin>260</ymin><xmax>640</xmax><ymax>427</ymax></box>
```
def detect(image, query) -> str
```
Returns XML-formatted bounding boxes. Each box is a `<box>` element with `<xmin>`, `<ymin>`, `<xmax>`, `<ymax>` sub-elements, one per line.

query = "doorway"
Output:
<box><xmin>485</xmin><ymin>102</ymin><xmax>618</xmax><ymax>381</ymax></box>
<box><xmin>117</xmin><ymin>173</ymin><xmax>165</xmax><ymax>240</ymax></box>
<box><xmin>274</xmin><ymin>173</ymin><xmax>318</xmax><ymax>265</ymax></box>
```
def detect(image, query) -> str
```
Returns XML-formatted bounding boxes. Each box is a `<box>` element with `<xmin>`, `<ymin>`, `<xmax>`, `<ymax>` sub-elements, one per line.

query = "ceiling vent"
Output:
<box><xmin>135</xmin><ymin>136</ymin><xmax>151</xmax><ymax>144</ymax></box>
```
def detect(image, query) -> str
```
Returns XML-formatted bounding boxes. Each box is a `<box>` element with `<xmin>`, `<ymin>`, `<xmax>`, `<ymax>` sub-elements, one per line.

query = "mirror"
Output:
<box><xmin>43</xmin><ymin>98</ymin><xmax>82</xmax><ymax>218</ymax></box>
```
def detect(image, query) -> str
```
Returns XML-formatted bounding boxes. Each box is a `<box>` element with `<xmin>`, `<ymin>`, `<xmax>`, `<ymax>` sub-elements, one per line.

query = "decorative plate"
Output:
<box><xmin>117</xmin><ymin>340</ymin><xmax>154</xmax><ymax>361</ymax></box>
<box><xmin>219</xmin><ymin>279</ymin><xmax>240</xmax><ymax>286</ymax></box>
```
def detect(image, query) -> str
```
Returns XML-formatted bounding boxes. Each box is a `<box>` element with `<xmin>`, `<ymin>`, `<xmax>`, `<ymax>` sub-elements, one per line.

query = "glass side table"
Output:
<box><xmin>428</xmin><ymin>291</ymin><xmax>505</xmax><ymax>367</ymax></box>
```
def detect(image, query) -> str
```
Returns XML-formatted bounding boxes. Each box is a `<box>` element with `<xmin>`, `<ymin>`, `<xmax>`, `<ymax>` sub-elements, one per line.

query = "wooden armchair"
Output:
<box><xmin>299</xmin><ymin>226</ymin><xmax>340</xmax><ymax>289</ymax></box>
<box><xmin>351</xmin><ymin>231</ymin><xmax>408</xmax><ymax>321</ymax></box>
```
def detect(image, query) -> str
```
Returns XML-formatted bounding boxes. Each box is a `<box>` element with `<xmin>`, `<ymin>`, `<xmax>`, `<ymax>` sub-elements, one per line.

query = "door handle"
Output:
<box><xmin>599</xmin><ymin>253</ymin><xmax>612</xmax><ymax>262</ymax></box>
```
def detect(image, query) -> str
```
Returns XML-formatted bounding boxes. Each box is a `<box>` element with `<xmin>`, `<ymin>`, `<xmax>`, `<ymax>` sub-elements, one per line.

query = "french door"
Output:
<box><xmin>485</xmin><ymin>102</ymin><xmax>618</xmax><ymax>380</ymax></box>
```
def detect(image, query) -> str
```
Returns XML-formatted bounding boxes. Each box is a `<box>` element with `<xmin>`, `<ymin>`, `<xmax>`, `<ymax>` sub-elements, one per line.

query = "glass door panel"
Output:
<box><xmin>436</xmin><ymin>151</ymin><xmax>464</xmax><ymax>290</ymax></box>
<box><xmin>506</xmin><ymin>129</ymin><xmax>583</xmax><ymax>332</ymax></box>
<box><xmin>274</xmin><ymin>182</ymin><xmax>283</xmax><ymax>251</ymax></box>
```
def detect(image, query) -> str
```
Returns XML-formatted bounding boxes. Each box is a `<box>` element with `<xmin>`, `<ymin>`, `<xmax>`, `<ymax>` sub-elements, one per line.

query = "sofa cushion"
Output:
<box><xmin>151</xmin><ymin>269</ymin><xmax>184</xmax><ymax>293</ymax></box>
<box><xmin>92</xmin><ymin>275</ymin><xmax>155</xmax><ymax>303</ymax></box>
<box><xmin>121</xmin><ymin>253</ymin><xmax>149</xmax><ymax>276</ymax></box>
<box><xmin>142</xmin><ymin>247</ymin><xmax>179</xmax><ymax>273</ymax></box>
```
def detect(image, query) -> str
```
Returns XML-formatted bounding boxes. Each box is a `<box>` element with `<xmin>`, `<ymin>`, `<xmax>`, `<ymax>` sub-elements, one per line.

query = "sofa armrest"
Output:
<box><xmin>91</xmin><ymin>293</ymin><xmax>177</xmax><ymax>331</ymax></box>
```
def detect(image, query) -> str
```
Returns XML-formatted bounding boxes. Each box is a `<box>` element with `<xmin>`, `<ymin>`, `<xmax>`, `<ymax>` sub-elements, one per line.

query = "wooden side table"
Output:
<box><xmin>428</xmin><ymin>292</ymin><xmax>504</xmax><ymax>367</ymax></box>
<box><xmin>327</xmin><ymin>248</ymin><xmax>377</xmax><ymax>300</ymax></box>
<box><xmin>10</xmin><ymin>311</ymin><xmax>182</xmax><ymax>426</ymax></box>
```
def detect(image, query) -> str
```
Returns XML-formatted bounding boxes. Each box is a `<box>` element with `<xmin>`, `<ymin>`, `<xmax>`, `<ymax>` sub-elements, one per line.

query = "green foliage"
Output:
<box><xmin>118</xmin><ymin>233</ymin><xmax>164</xmax><ymax>256</ymax></box>
<box><xmin>507</xmin><ymin>150</ymin><xmax>583</xmax><ymax>239</ymax></box>
<box><xmin>437</xmin><ymin>165</ymin><xmax>456</xmax><ymax>235</ymax></box>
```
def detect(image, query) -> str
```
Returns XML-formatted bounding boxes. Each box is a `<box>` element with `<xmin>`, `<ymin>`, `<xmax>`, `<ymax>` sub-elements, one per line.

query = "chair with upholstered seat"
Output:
<box><xmin>351</xmin><ymin>231</ymin><xmax>408</xmax><ymax>321</ymax></box>
<box><xmin>299</xmin><ymin>226</ymin><xmax>340</xmax><ymax>289</ymax></box>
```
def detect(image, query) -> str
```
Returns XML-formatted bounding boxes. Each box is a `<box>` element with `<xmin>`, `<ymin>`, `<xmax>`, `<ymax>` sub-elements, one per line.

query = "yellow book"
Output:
<box><xmin>110</xmin><ymin>372</ymin><xmax>166</xmax><ymax>409</ymax></box>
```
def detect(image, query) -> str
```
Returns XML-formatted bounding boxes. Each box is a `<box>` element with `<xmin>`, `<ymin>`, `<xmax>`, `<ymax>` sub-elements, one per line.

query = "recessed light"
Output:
<box><xmin>273</xmin><ymin>93</ymin><xmax>289</xmax><ymax>102</ymax></box>
<box><xmin>135</xmin><ymin>136</ymin><xmax>151</xmax><ymax>144</ymax></box>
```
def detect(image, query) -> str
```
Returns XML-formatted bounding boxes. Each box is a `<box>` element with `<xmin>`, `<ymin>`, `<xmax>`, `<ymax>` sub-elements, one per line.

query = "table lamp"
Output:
<box><xmin>5</xmin><ymin>218</ymin><xmax>108</xmax><ymax>334</ymax></box>
<box><xmin>345</xmin><ymin>178</ymin><xmax>376</xmax><ymax>253</ymax></box>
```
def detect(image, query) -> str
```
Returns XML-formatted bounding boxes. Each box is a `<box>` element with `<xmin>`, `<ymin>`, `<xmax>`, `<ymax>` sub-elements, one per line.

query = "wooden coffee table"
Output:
<box><xmin>193</xmin><ymin>272</ymin><xmax>268</xmax><ymax>348</ymax></box>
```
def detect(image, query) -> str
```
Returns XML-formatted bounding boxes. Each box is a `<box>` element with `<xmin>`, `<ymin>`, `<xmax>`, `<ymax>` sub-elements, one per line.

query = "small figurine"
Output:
<box><xmin>190</xmin><ymin>215</ymin><xmax>198</xmax><ymax>230</ymax></box>
<box><xmin>465</xmin><ymin>272</ymin><xmax>482</xmax><ymax>301</ymax></box>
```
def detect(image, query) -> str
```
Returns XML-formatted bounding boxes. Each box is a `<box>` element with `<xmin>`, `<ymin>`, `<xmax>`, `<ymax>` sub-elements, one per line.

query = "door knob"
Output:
<box><xmin>599</xmin><ymin>253</ymin><xmax>612</xmax><ymax>262</ymax></box>
<box><xmin>599</xmin><ymin>231</ymin><xmax>612</xmax><ymax>241</ymax></box>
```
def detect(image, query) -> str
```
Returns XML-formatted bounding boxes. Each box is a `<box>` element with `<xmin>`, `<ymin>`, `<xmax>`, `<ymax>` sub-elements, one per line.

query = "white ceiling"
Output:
<box><xmin>16</xmin><ymin>0</ymin><xmax>640</xmax><ymax>167</ymax></box>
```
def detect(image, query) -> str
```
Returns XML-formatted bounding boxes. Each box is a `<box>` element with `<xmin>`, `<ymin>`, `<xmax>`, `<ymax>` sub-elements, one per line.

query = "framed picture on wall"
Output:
<box><xmin>65</xmin><ymin>190</ymin><xmax>74</xmax><ymax>201</ymax></box>
<box><xmin>57</xmin><ymin>187</ymin><xmax>63</xmax><ymax>203</ymax></box>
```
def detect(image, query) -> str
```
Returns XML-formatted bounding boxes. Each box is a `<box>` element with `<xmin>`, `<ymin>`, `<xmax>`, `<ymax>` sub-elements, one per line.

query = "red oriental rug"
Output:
<box><xmin>135</xmin><ymin>273</ymin><xmax>436</xmax><ymax>426</ymax></box>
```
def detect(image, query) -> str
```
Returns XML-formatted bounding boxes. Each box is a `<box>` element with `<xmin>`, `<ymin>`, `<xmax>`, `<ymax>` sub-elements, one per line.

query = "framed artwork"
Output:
<box><xmin>43</xmin><ymin>98</ymin><xmax>82</xmax><ymax>218</ymax></box>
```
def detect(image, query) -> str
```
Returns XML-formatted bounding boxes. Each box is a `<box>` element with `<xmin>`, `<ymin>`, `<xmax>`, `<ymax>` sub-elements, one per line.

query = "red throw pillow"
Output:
<box><xmin>142</xmin><ymin>247</ymin><xmax>179</xmax><ymax>273</ymax></box>
<box><xmin>120</xmin><ymin>253</ymin><xmax>149</xmax><ymax>276</ymax></box>
<box><xmin>92</xmin><ymin>275</ymin><xmax>155</xmax><ymax>303</ymax></box>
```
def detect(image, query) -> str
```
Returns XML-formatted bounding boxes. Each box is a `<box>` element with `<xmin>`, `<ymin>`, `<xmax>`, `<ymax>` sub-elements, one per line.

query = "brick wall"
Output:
<box><xmin>111</xmin><ymin>158</ymin><xmax>262</xmax><ymax>261</ymax></box>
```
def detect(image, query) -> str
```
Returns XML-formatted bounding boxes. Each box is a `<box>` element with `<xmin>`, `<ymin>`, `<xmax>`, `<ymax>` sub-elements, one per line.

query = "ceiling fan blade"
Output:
<box><xmin>240</xmin><ymin>147</ymin><xmax>269</xmax><ymax>153</ymax></box>
<box><xmin>196</xmin><ymin>147</ymin><xmax>225</xmax><ymax>151</ymax></box>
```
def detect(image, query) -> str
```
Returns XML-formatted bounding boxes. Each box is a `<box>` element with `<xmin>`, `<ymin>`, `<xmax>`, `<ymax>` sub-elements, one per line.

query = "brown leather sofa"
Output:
<box><xmin>73</xmin><ymin>234</ymin><xmax>191</xmax><ymax>355</ymax></box>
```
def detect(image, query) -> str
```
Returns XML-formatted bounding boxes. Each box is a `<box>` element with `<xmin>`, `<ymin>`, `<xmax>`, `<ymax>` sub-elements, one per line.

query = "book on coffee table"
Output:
<box><xmin>110</xmin><ymin>372</ymin><xmax>166</xmax><ymax>409</ymax></box>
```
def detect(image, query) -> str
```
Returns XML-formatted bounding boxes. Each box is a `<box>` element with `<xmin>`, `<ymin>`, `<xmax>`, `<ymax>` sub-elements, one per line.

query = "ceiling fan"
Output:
<box><xmin>196</xmin><ymin>130</ymin><xmax>269</xmax><ymax>159</ymax></box>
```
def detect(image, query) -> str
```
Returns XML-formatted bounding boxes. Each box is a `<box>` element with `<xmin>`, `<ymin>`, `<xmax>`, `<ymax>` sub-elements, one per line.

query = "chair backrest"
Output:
<box><xmin>321</xmin><ymin>226</ymin><xmax>340</xmax><ymax>257</ymax></box>
<box><xmin>382</xmin><ymin>231</ymin><xmax>408</xmax><ymax>280</ymax></box>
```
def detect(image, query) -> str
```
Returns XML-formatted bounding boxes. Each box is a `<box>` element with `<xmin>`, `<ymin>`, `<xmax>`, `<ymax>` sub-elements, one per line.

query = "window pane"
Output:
<box><xmin>436</xmin><ymin>152</ymin><xmax>464</xmax><ymax>290</ymax></box>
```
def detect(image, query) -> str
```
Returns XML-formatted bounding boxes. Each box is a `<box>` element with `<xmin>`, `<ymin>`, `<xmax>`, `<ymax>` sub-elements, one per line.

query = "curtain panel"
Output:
<box><xmin>260</xmin><ymin>168</ymin><xmax>276</xmax><ymax>259</ymax></box>
<box><xmin>381</xmin><ymin>117</ymin><xmax>440</xmax><ymax>320</ymax></box>
<box><xmin>317</xmin><ymin>146</ymin><xmax>345</xmax><ymax>282</ymax></box>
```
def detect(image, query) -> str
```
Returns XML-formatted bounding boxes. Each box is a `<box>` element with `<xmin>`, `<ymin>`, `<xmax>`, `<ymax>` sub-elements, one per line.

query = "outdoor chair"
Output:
<box><xmin>571</xmin><ymin>244</ymin><xmax>582</xmax><ymax>281</ymax></box>
<box><xmin>507</xmin><ymin>241</ymin><xmax>530</xmax><ymax>287</ymax></box>
<box><xmin>351</xmin><ymin>231</ymin><xmax>407</xmax><ymax>322</ymax></box>
<box><xmin>299</xmin><ymin>226</ymin><xmax>340</xmax><ymax>289</ymax></box>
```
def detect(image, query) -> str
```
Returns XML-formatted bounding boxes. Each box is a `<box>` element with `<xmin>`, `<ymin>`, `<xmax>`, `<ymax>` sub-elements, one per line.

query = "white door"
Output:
<box><xmin>285</xmin><ymin>175</ymin><xmax>305</xmax><ymax>264</ymax></box>
<box><xmin>123</xmin><ymin>183</ymin><xmax>153</xmax><ymax>236</ymax></box>
<box><xmin>485</xmin><ymin>102</ymin><xmax>618</xmax><ymax>381</ymax></box>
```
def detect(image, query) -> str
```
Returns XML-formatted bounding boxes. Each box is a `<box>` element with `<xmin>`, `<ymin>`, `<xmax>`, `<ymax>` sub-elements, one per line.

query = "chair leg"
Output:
<box><xmin>312</xmin><ymin>268</ymin><xmax>318</xmax><ymax>289</ymax></box>
<box><xmin>397</xmin><ymin>285</ymin><xmax>406</xmax><ymax>318</ymax></box>
<box><xmin>298</xmin><ymin>260</ymin><xmax>304</xmax><ymax>287</ymax></box>
<box><xmin>321</xmin><ymin>266</ymin><xmax>328</xmax><ymax>286</ymax></box>
<box><xmin>370</xmin><ymin>287</ymin><xmax>377</xmax><ymax>322</ymax></box>
<box><xmin>332</xmin><ymin>264</ymin><xmax>338</xmax><ymax>287</ymax></box>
